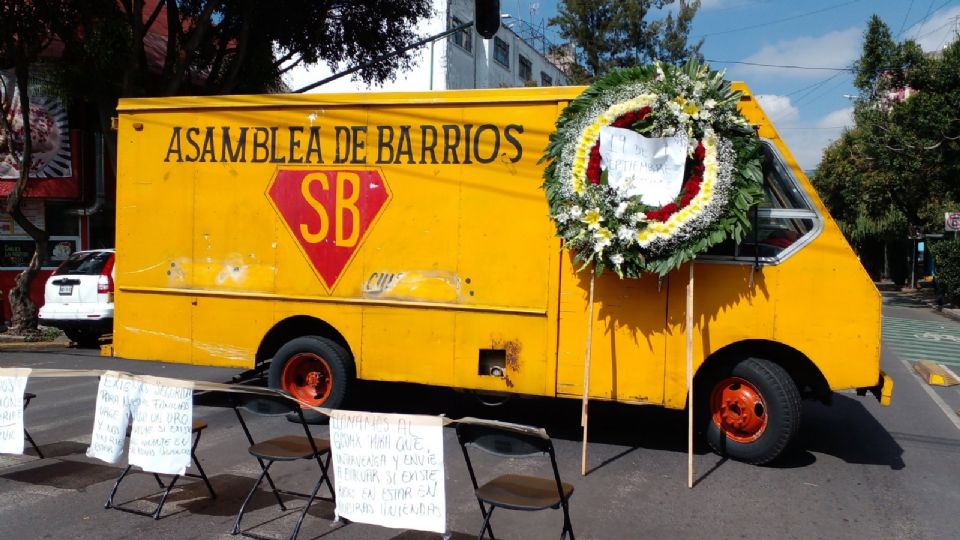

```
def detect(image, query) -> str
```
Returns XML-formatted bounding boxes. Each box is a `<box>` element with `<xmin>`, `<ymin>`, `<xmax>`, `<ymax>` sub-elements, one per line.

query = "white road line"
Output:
<box><xmin>900</xmin><ymin>359</ymin><xmax>960</xmax><ymax>432</ymax></box>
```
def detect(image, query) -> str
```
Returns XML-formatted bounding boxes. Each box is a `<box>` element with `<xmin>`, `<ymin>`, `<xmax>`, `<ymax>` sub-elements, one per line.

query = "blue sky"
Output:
<box><xmin>505</xmin><ymin>0</ymin><xmax>960</xmax><ymax>170</ymax></box>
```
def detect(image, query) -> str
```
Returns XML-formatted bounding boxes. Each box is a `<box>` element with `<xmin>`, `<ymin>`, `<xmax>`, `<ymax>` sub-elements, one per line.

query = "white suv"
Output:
<box><xmin>38</xmin><ymin>249</ymin><xmax>115</xmax><ymax>346</ymax></box>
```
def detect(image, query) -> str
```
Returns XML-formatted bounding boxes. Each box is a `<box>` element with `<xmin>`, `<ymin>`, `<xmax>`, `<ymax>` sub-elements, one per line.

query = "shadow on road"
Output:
<box><xmin>1</xmin><ymin>459</ymin><xmax>122</xmax><ymax>490</ymax></box>
<box><xmin>781</xmin><ymin>394</ymin><xmax>905</xmax><ymax>470</ymax></box>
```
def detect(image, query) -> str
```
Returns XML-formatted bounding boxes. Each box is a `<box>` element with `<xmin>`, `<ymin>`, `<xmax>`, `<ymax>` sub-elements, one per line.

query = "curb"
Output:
<box><xmin>0</xmin><ymin>337</ymin><xmax>72</xmax><ymax>350</ymax></box>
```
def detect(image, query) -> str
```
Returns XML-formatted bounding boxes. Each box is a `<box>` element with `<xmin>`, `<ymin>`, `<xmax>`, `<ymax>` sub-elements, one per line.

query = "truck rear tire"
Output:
<box><xmin>65</xmin><ymin>329</ymin><xmax>102</xmax><ymax>348</ymax></box>
<box><xmin>703</xmin><ymin>357</ymin><xmax>801</xmax><ymax>465</ymax></box>
<box><xmin>268</xmin><ymin>336</ymin><xmax>354</xmax><ymax>423</ymax></box>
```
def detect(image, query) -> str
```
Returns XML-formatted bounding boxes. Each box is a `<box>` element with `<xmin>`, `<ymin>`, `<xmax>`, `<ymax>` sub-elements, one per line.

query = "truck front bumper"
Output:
<box><xmin>856</xmin><ymin>370</ymin><xmax>894</xmax><ymax>406</ymax></box>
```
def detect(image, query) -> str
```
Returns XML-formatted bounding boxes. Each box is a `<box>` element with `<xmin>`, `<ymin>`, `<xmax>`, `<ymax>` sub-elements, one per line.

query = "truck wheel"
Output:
<box><xmin>268</xmin><ymin>336</ymin><xmax>354</xmax><ymax>422</ymax></box>
<box><xmin>704</xmin><ymin>357</ymin><xmax>800</xmax><ymax>465</ymax></box>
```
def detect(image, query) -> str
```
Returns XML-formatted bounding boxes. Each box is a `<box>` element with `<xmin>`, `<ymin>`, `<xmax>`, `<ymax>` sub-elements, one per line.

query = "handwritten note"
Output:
<box><xmin>330</xmin><ymin>411</ymin><xmax>445</xmax><ymax>533</ymax></box>
<box><xmin>599</xmin><ymin>126</ymin><xmax>689</xmax><ymax>206</ymax></box>
<box><xmin>87</xmin><ymin>372</ymin><xmax>140</xmax><ymax>464</ymax></box>
<box><xmin>129</xmin><ymin>381</ymin><xmax>193</xmax><ymax>475</ymax></box>
<box><xmin>0</xmin><ymin>369</ymin><xmax>30</xmax><ymax>455</ymax></box>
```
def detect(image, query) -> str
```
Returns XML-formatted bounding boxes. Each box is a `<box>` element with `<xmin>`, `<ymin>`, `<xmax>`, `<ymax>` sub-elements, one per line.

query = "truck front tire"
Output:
<box><xmin>268</xmin><ymin>336</ymin><xmax>354</xmax><ymax>423</ymax></box>
<box><xmin>703</xmin><ymin>357</ymin><xmax>801</xmax><ymax>465</ymax></box>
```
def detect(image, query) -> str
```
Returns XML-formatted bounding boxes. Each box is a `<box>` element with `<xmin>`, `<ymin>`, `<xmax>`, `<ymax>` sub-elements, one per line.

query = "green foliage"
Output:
<box><xmin>816</xmin><ymin>14</ymin><xmax>960</xmax><ymax>246</ymax></box>
<box><xmin>930</xmin><ymin>241</ymin><xmax>960</xmax><ymax>305</ymax></box>
<box><xmin>550</xmin><ymin>0</ymin><xmax>703</xmax><ymax>82</ymax></box>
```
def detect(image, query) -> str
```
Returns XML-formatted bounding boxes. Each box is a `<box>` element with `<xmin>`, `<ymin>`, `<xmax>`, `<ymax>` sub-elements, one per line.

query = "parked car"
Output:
<box><xmin>38</xmin><ymin>249</ymin><xmax>115</xmax><ymax>346</ymax></box>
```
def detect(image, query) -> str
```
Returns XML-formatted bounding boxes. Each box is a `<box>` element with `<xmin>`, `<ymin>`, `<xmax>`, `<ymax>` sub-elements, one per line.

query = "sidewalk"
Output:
<box><xmin>882</xmin><ymin>282</ymin><xmax>960</xmax><ymax>323</ymax></box>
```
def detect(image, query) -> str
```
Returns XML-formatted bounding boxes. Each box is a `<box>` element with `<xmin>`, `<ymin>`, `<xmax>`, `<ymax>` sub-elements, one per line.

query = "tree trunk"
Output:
<box><xmin>3</xmin><ymin>58</ymin><xmax>49</xmax><ymax>336</ymax></box>
<box><xmin>6</xmin><ymin>243</ymin><xmax>46</xmax><ymax>336</ymax></box>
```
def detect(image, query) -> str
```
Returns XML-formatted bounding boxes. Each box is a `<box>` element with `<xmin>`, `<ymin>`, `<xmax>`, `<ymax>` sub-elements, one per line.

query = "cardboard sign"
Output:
<box><xmin>128</xmin><ymin>381</ymin><xmax>193</xmax><ymax>475</ymax></box>
<box><xmin>86</xmin><ymin>372</ymin><xmax>140</xmax><ymax>464</ymax></box>
<box><xmin>0</xmin><ymin>368</ymin><xmax>31</xmax><ymax>454</ymax></box>
<box><xmin>599</xmin><ymin>127</ymin><xmax>688</xmax><ymax>206</ymax></box>
<box><xmin>330</xmin><ymin>411</ymin><xmax>445</xmax><ymax>533</ymax></box>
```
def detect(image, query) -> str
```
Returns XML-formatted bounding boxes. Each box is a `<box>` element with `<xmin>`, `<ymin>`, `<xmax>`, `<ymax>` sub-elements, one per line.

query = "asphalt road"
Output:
<box><xmin>1</xmin><ymin>291</ymin><xmax>959</xmax><ymax>539</ymax></box>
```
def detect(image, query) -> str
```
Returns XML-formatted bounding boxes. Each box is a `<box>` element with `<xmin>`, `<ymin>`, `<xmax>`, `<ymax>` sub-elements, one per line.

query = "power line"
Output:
<box><xmin>898</xmin><ymin>0</ymin><xmax>916</xmax><ymax>37</ymax></box>
<box><xmin>706</xmin><ymin>59</ymin><xmax>851</xmax><ymax>71</ymax></box>
<box><xmin>695</xmin><ymin>0</ymin><xmax>863</xmax><ymax>38</ymax></box>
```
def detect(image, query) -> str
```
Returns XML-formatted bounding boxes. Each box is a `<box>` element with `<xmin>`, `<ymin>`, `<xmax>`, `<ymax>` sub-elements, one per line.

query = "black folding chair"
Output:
<box><xmin>22</xmin><ymin>392</ymin><xmax>43</xmax><ymax>458</ymax></box>
<box><xmin>456</xmin><ymin>420</ymin><xmax>575</xmax><ymax>540</ymax></box>
<box><xmin>228</xmin><ymin>391</ymin><xmax>334</xmax><ymax>540</ymax></box>
<box><xmin>104</xmin><ymin>418</ymin><xmax>217</xmax><ymax>519</ymax></box>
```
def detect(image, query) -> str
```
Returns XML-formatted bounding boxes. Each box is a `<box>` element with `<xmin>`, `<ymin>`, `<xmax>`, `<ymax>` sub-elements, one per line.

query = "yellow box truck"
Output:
<box><xmin>113</xmin><ymin>84</ymin><xmax>891</xmax><ymax>464</ymax></box>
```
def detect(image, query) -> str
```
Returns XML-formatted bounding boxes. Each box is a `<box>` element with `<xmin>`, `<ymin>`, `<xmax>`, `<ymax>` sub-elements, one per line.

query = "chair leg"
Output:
<box><xmin>190</xmin><ymin>428</ymin><xmax>216</xmax><ymax>499</ymax></box>
<box><xmin>152</xmin><ymin>474</ymin><xmax>167</xmax><ymax>489</ymax></box>
<box><xmin>232</xmin><ymin>461</ymin><xmax>274</xmax><ymax>535</ymax></box>
<box><xmin>560</xmin><ymin>501</ymin><xmax>574</xmax><ymax>540</ymax></box>
<box><xmin>289</xmin><ymin>472</ymin><xmax>326</xmax><ymax>540</ymax></box>
<box><xmin>152</xmin><ymin>475</ymin><xmax>180</xmax><ymax>520</ymax></box>
<box><xmin>105</xmin><ymin>465</ymin><xmax>134</xmax><ymax>509</ymax></box>
<box><xmin>256</xmin><ymin>457</ymin><xmax>287</xmax><ymax>511</ymax></box>
<box><xmin>23</xmin><ymin>429</ymin><xmax>43</xmax><ymax>459</ymax></box>
<box><xmin>476</xmin><ymin>503</ymin><xmax>496</xmax><ymax>540</ymax></box>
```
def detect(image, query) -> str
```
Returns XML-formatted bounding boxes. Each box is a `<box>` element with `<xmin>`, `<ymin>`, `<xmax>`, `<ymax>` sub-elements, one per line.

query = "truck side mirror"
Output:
<box><xmin>475</xmin><ymin>0</ymin><xmax>501</xmax><ymax>39</ymax></box>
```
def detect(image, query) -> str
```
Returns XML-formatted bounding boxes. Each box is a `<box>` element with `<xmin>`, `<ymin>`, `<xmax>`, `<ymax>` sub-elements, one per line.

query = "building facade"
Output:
<box><xmin>288</xmin><ymin>0</ymin><xmax>568</xmax><ymax>93</ymax></box>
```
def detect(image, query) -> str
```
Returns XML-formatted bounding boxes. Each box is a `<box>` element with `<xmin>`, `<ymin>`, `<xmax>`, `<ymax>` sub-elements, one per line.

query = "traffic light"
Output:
<box><xmin>475</xmin><ymin>0</ymin><xmax>501</xmax><ymax>39</ymax></box>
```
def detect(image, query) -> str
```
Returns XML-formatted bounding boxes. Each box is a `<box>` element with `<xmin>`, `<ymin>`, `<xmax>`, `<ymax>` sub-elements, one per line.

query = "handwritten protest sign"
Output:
<box><xmin>599</xmin><ymin>126</ymin><xmax>689</xmax><ymax>206</ymax></box>
<box><xmin>129</xmin><ymin>381</ymin><xmax>193</xmax><ymax>475</ymax></box>
<box><xmin>87</xmin><ymin>372</ymin><xmax>140</xmax><ymax>464</ymax></box>
<box><xmin>0</xmin><ymin>368</ymin><xmax>31</xmax><ymax>455</ymax></box>
<box><xmin>330</xmin><ymin>411</ymin><xmax>445</xmax><ymax>533</ymax></box>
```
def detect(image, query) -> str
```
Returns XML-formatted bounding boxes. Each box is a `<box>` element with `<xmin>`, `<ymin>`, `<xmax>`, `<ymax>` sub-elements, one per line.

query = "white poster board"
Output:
<box><xmin>599</xmin><ymin>126</ymin><xmax>689</xmax><ymax>206</ymax></box>
<box><xmin>86</xmin><ymin>372</ymin><xmax>140</xmax><ymax>464</ymax></box>
<box><xmin>0</xmin><ymin>368</ymin><xmax>31</xmax><ymax>454</ymax></box>
<box><xmin>330</xmin><ymin>411</ymin><xmax>446</xmax><ymax>533</ymax></box>
<box><xmin>128</xmin><ymin>381</ymin><xmax>193</xmax><ymax>475</ymax></box>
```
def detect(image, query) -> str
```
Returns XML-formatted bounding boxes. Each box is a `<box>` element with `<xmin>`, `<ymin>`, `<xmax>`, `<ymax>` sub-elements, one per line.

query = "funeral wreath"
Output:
<box><xmin>541</xmin><ymin>60</ymin><xmax>764</xmax><ymax>277</ymax></box>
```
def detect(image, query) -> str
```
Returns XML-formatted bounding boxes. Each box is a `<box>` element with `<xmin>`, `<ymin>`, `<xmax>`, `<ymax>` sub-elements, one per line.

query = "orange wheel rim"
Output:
<box><xmin>281</xmin><ymin>352</ymin><xmax>333</xmax><ymax>406</ymax></box>
<box><xmin>710</xmin><ymin>376</ymin><xmax>767</xmax><ymax>443</ymax></box>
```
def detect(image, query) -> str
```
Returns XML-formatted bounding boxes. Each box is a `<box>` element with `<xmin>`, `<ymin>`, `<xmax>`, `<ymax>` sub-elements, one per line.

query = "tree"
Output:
<box><xmin>550</xmin><ymin>0</ymin><xmax>703</xmax><ymax>83</ymax></box>
<box><xmin>0</xmin><ymin>1</ymin><xmax>80</xmax><ymax>335</ymax></box>
<box><xmin>1</xmin><ymin>0</ymin><xmax>435</xmax><ymax>334</ymax></box>
<box><xmin>814</xmin><ymin>15</ymin><xmax>960</xmax><ymax>284</ymax></box>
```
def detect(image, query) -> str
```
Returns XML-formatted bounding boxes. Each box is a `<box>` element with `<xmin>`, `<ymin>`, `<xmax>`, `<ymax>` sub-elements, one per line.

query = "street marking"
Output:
<box><xmin>901</xmin><ymin>359</ymin><xmax>960</xmax><ymax>433</ymax></box>
<box><xmin>883</xmin><ymin>317</ymin><xmax>960</xmax><ymax>367</ymax></box>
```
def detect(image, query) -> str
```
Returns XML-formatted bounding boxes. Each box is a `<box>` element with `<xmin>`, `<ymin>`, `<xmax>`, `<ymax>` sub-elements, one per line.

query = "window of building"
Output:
<box><xmin>541</xmin><ymin>71</ymin><xmax>553</xmax><ymax>86</ymax></box>
<box><xmin>702</xmin><ymin>140</ymin><xmax>821</xmax><ymax>262</ymax></box>
<box><xmin>494</xmin><ymin>37</ymin><xmax>510</xmax><ymax>68</ymax></box>
<box><xmin>451</xmin><ymin>17</ymin><xmax>472</xmax><ymax>52</ymax></box>
<box><xmin>519</xmin><ymin>55</ymin><xmax>532</xmax><ymax>82</ymax></box>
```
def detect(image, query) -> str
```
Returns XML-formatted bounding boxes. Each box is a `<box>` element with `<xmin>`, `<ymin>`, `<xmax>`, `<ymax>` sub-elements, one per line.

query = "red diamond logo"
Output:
<box><xmin>267</xmin><ymin>168</ymin><xmax>391</xmax><ymax>292</ymax></box>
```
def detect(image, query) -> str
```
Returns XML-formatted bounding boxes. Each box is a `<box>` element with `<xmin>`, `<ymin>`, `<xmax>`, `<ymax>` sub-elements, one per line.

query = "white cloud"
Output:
<box><xmin>756</xmin><ymin>95</ymin><xmax>799</xmax><ymax>124</ymax></box>
<box><xmin>772</xmin><ymin>106</ymin><xmax>854</xmax><ymax>171</ymax></box>
<box><xmin>904</xmin><ymin>6</ymin><xmax>960</xmax><ymax>52</ymax></box>
<box><xmin>733</xmin><ymin>28</ymin><xmax>861</xmax><ymax>79</ymax></box>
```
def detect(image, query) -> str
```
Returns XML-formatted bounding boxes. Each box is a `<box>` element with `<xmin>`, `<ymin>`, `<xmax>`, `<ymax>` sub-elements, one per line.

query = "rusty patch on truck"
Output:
<box><xmin>490</xmin><ymin>339</ymin><xmax>522</xmax><ymax>372</ymax></box>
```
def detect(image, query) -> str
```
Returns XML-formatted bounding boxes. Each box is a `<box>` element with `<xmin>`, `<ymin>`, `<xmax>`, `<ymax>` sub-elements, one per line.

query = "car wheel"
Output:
<box><xmin>703</xmin><ymin>357</ymin><xmax>801</xmax><ymax>465</ymax></box>
<box><xmin>267</xmin><ymin>336</ymin><xmax>354</xmax><ymax>423</ymax></box>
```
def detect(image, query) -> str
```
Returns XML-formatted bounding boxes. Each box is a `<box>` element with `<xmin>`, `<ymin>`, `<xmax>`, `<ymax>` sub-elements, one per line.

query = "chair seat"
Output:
<box><xmin>476</xmin><ymin>474</ymin><xmax>575</xmax><ymax>511</ymax></box>
<box><xmin>249</xmin><ymin>435</ymin><xmax>331</xmax><ymax>461</ymax></box>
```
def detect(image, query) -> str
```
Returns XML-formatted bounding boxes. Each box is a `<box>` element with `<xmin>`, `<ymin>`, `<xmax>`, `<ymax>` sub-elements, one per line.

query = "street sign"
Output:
<box><xmin>946</xmin><ymin>212</ymin><xmax>960</xmax><ymax>231</ymax></box>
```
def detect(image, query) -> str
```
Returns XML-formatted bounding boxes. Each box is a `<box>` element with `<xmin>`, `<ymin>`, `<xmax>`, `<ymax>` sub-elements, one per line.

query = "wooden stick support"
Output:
<box><xmin>687</xmin><ymin>262</ymin><xmax>695</xmax><ymax>488</ymax></box>
<box><xmin>580</xmin><ymin>269</ymin><xmax>596</xmax><ymax>476</ymax></box>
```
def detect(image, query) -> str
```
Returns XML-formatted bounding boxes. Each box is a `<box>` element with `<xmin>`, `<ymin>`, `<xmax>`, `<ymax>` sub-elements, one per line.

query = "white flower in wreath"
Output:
<box><xmin>569</xmin><ymin>205</ymin><xmax>583</xmax><ymax>219</ymax></box>
<box><xmin>593</xmin><ymin>228</ymin><xmax>613</xmax><ymax>252</ymax></box>
<box><xmin>610</xmin><ymin>253</ymin><xmax>624</xmax><ymax>267</ymax></box>
<box><xmin>629</xmin><ymin>212</ymin><xmax>648</xmax><ymax>225</ymax></box>
<box><xmin>704</xmin><ymin>98</ymin><xmax>717</xmax><ymax>110</ymax></box>
<box><xmin>617</xmin><ymin>226</ymin><xmax>636</xmax><ymax>242</ymax></box>
<box><xmin>615</xmin><ymin>201</ymin><xmax>629</xmax><ymax>218</ymax></box>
